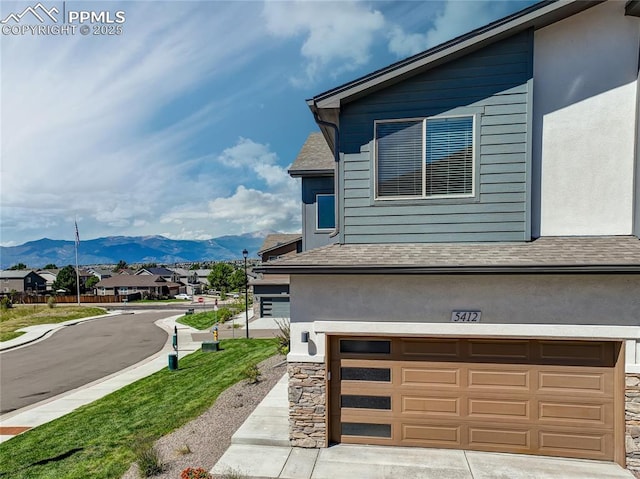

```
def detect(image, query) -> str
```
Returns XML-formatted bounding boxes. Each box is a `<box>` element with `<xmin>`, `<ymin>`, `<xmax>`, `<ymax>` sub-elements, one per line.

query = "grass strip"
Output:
<box><xmin>0</xmin><ymin>306</ymin><xmax>107</xmax><ymax>342</ymax></box>
<box><xmin>177</xmin><ymin>310</ymin><xmax>223</xmax><ymax>330</ymax></box>
<box><xmin>0</xmin><ymin>338</ymin><xmax>278</xmax><ymax>479</ymax></box>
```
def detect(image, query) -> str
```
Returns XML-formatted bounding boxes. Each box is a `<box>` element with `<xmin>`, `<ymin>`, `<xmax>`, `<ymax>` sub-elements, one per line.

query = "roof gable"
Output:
<box><xmin>288</xmin><ymin>132</ymin><xmax>335</xmax><ymax>177</ymax></box>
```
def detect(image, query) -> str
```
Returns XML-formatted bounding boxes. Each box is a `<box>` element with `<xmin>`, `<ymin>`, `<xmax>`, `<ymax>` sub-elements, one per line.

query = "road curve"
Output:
<box><xmin>0</xmin><ymin>311</ymin><xmax>170</xmax><ymax>414</ymax></box>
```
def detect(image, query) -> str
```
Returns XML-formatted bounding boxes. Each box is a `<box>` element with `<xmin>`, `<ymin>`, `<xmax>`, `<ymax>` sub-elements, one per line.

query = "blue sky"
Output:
<box><xmin>1</xmin><ymin>0</ymin><xmax>535</xmax><ymax>246</ymax></box>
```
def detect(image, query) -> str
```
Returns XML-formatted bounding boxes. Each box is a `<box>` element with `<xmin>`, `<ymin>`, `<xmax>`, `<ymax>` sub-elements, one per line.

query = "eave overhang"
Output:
<box><xmin>627</xmin><ymin>0</ymin><xmax>640</xmax><ymax>16</ymax></box>
<box><xmin>288</xmin><ymin>168</ymin><xmax>335</xmax><ymax>178</ymax></box>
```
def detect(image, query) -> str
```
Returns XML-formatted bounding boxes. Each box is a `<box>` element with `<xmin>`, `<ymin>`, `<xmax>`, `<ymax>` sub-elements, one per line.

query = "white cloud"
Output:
<box><xmin>208</xmin><ymin>185</ymin><xmax>300</xmax><ymax>232</ymax></box>
<box><xmin>158</xmin><ymin>138</ymin><xmax>300</xmax><ymax>238</ymax></box>
<box><xmin>0</xmin><ymin>2</ymin><xmax>273</xmax><ymax>243</ymax></box>
<box><xmin>263</xmin><ymin>0</ymin><xmax>384</xmax><ymax>85</ymax></box>
<box><xmin>388</xmin><ymin>1</ymin><xmax>518</xmax><ymax>57</ymax></box>
<box><xmin>217</xmin><ymin>137</ymin><xmax>279</xmax><ymax>169</ymax></box>
<box><xmin>217</xmin><ymin>137</ymin><xmax>297</xmax><ymax>188</ymax></box>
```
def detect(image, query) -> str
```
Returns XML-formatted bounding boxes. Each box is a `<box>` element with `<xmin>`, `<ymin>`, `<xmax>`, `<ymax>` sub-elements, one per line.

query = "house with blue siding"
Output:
<box><xmin>259</xmin><ymin>0</ymin><xmax>640</xmax><ymax>473</ymax></box>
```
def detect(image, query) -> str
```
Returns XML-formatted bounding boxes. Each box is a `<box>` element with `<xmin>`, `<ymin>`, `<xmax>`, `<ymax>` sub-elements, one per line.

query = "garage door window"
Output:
<box><xmin>341</xmin><ymin>395</ymin><xmax>391</xmax><ymax>410</ymax></box>
<box><xmin>341</xmin><ymin>367</ymin><xmax>391</xmax><ymax>382</ymax></box>
<box><xmin>342</xmin><ymin>423</ymin><xmax>391</xmax><ymax>438</ymax></box>
<box><xmin>340</xmin><ymin>339</ymin><xmax>391</xmax><ymax>354</ymax></box>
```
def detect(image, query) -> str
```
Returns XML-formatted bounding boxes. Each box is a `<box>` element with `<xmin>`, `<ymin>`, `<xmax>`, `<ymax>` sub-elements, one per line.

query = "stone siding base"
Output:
<box><xmin>288</xmin><ymin>362</ymin><xmax>326</xmax><ymax>448</ymax></box>
<box><xmin>628</xmin><ymin>373</ymin><xmax>640</xmax><ymax>476</ymax></box>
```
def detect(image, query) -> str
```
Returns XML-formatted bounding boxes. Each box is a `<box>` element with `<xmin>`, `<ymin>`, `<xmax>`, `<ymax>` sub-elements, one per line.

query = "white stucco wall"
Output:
<box><xmin>288</xmin><ymin>274</ymin><xmax>640</xmax><ymax>372</ymax></box>
<box><xmin>533</xmin><ymin>1</ymin><xmax>639</xmax><ymax>236</ymax></box>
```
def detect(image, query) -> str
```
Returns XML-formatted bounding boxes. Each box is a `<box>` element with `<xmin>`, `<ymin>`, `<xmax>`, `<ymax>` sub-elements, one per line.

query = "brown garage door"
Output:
<box><xmin>329</xmin><ymin>337</ymin><xmax>623</xmax><ymax>462</ymax></box>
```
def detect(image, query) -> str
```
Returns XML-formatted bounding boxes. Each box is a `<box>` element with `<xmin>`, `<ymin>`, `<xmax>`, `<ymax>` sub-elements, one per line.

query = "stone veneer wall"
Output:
<box><xmin>288</xmin><ymin>363</ymin><xmax>326</xmax><ymax>448</ymax></box>
<box><xmin>628</xmin><ymin>373</ymin><xmax>640</xmax><ymax>476</ymax></box>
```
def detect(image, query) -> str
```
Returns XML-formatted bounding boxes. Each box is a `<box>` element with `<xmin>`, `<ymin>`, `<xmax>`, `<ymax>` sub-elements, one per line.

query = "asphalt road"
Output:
<box><xmin>0</xmin><ymin>311</ymin><xmax>170</xmax><ymax>414</ymax></box>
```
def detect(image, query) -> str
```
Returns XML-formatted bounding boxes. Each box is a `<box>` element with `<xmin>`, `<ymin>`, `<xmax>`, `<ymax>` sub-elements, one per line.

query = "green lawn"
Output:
<box><xmin>0</xmin><ymin>305</ymin><xmax>107</xmax><ymax>342</ymax></box>
<box><xmin>177</xmin><ymin>310</ymin><xmax>224</xmax><ymax>330</ymax></box>
<box><xmin>0</xmin><ymin>338</ymin><xmax>278</xmax><ymax>479</ymax></box>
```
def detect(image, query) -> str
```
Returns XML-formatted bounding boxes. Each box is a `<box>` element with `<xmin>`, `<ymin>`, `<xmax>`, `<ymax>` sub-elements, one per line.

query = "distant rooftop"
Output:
<box><xmin>258</xmin><ymin>234</ymin><xmax>302</xmax><ymax>255</ymax></box>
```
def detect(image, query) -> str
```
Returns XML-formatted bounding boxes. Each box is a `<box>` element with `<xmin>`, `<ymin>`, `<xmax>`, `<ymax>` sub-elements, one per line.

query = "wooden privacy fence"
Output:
<box><xmin>21</xmin><ymin>293</ymin><xmax>142</xmax><ymax>304</ymax></box>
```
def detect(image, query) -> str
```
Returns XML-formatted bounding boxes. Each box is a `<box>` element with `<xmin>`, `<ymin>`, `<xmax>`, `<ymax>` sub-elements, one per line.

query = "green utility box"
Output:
<box><xmin>202</xmin><ymin>341</ymin><xmax>220</xmax><ymax>352</ymax></box>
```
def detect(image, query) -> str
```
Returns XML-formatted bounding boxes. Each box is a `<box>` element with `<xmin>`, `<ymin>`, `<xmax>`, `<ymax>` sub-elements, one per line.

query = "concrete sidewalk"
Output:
<box><xmin>213</xmin><ymin>377</ymin><xmax>635</xmax><ymax>479</ymax></box>
<box><xmin>0</xmin><ymin>308</ymin><xmax>279</xmax><ymax>443</ymax></box>
<box><xmin>0</xmin><ymin>313</ymin><xmax>200</xmax><ymax>443</ymax></box>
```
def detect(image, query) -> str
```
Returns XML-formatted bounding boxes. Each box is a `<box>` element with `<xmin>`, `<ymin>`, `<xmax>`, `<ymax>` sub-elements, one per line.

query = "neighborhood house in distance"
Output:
<box><xmin>0</xmin><ymin>232</ymin><xmax>270</xmax><ymax>300</ymax></box>
<box><xmin>252</xmin><ymin>1</ymin><xmax>640</xmax><ymax>475</ymax></box>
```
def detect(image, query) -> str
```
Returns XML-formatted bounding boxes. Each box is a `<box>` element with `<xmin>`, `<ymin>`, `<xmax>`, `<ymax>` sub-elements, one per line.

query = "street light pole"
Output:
<box><xmin>243</xmin><ymin>249</ymin><xmax>249</xmax><ymax>339</ymax></box>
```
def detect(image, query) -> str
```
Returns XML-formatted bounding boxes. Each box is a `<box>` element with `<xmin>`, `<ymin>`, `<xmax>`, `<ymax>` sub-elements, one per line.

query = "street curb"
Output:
<box><xmin>0</xmin><ymin>310</ymin><xmax>131</xmax><ymax>352</ymax></box>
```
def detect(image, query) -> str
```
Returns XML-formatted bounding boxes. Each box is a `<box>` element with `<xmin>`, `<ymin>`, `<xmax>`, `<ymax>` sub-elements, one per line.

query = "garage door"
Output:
<box><xmin>260</xmin><ymin>297</ymin><xmax>290</xmax><ymax>318</ymax></box>
<box><xmin>329</xmin><ymin>337</ymin><xmax>622</xmax><ymax>461</ymax></box>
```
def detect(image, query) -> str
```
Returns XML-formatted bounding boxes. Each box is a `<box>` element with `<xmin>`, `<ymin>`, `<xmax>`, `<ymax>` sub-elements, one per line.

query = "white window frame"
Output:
<box><xmin>315</xmin><ymin>193</ymin><xmax>336</xmax><ymax>231</ymax></box>
<box><xmin>374</xmin><ymin>114</ymin><xmax>477</xmax><ymax>201</ymax></box>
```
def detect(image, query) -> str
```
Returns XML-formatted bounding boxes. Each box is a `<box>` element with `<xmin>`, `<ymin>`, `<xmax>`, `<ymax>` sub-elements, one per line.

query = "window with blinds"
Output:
<box><xmin>375</xmin><ymin>115</ymin><xmax>474</xmax><ymax>199</ymax></box>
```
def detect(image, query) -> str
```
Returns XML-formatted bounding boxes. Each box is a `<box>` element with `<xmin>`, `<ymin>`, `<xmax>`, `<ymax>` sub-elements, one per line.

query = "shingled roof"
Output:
<box><xmin>257</xmin><ymin>236</ymin><xmax>640</xmax><ymax>274</ymax></box>
<box><xmin>288</xmin><ymin>132</ymin><xmax>335</xmax><ymax>177</ymax></box>
<box><xmin>96</xmin><ymin>274</ymin><xmax>178</xmax><ymax>288</ymax></box>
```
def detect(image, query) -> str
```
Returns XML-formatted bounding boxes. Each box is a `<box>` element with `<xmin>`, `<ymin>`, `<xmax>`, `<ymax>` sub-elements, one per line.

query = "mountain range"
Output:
<box><xmin>0</xmin><ymin>231</ymin><xmax>275</xmax><ymax>269</ymax></box>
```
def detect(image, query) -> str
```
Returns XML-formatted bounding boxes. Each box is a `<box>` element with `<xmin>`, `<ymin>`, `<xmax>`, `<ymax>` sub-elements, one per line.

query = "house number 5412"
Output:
<box><xmin>451</xmin><ymin>311</ymin><xmax>481</xmax><ymax>322</ymax></box>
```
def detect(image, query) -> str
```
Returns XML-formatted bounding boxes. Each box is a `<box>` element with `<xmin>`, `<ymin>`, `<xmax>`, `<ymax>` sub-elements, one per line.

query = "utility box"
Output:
<box><xmin>202</xmin><ymin>341</ymin><xmax>220</xmax><ymax>352</ymax></box>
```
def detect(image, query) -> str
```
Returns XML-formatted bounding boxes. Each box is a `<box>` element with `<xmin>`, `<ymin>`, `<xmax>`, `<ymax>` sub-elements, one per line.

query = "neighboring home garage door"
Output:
<box><xmin>260</xmin><ymin>297</ymin><xmax>290</xmax><ymax>318</ymax></box>
<box><xmin>329</xmin><ymin>337</ymin><xmax>622</xmax><ymax>462</ymax></box>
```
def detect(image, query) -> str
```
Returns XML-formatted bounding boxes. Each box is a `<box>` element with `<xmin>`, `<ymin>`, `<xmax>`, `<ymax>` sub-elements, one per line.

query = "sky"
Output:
<box><xmin>1</xmin><ymin>0</ymin><xmax>535</xmax><ymax>246</ymax></box>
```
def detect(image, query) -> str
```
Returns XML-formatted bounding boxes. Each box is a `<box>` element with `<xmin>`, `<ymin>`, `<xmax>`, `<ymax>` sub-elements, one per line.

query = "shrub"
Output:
<box><xmin>216</xmin><ymin>307</ymin><xmax>233</xmax><ymax>323</ymax></box>
<box><xmin>134</xmin><ymin>439</ymin><xmax>164</xmax><ymax>477</ymax></box>
<box><xmin>217</xmin><ymin>468</ymin><xmax>248</xmax><ymax>479</ymax></box>
<box><xmin>47</xmin><ymin>296</ymin><xmax>56</xmax><ymax>309</ymax></box>
<box><xmin>242</xmin><ymin>363</ymin><xmax>261</xmax><ymax>384</ymax></box>
<box><xmin>0</xmin><ymin>296</ymin><xmax>12</xmax><ymax>310</ymax></box>
<box><xmin>180</xmin><ymin>467</ymin><xmax>211</xmax><ymax>479</ymax></box>
<box><xmin>274</xmin><ymin>318</ymin><xmax>290</xmax><ymax>356</ymax></box>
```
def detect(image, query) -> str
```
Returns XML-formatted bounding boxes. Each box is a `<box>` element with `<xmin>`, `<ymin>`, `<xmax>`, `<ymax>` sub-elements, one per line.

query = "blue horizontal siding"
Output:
<box><xmin>339</xmin><ymin>30</ymin><xmax>533</xmax><ymax>243</ymax></box>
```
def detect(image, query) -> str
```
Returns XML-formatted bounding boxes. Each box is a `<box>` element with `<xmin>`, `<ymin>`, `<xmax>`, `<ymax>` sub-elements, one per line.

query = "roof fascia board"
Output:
<box><xmin>256</xmin><ymin>264</ymin><xmax>640</xmax><ymax>275</ymax></box>
<box><xmin>312</xmin><ymin>1</ymin><xmax>599</xmax><ymax>110</ymax></box>
<box><xmin>288</xmin><ymin>169</ymin><xmax>335</xmax><ymax>178</ymax></box>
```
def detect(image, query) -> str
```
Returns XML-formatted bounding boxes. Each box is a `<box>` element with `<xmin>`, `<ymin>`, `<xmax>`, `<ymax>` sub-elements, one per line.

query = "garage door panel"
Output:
<box><xmin>468</xmin><ymin>368</ymin><xmax>530</xmax><ymax>390</ymax></box>
<box><xmin>468</xmin><ymin>398</ymin><xmax>530</xmax><ymax>420</ymax></box>
<box><xmin>469</xmin><ymin>426</ymin><xmax>531</xmax><ymax>448</ymax></box>
<box><xmin>402</xmin><ymin>423</ymin><xmax>462</xmax><ymax>446</ymax></box>
<box><xmin>401</xmin><ymin>339</ymin><xmax>461</xmax><ymax>358</ymax></box>
<box><xmin>538</xmin><ymin>400</ymin><xmax>613</xmax><ymax>426</ymax></box>
<box><xmin>330</xmin><ymin>337</ymin><xmax>620</xmax><ymax>462</ymax></box>
<box><xmin>538</xmin><ymin>370</ymin><xmax>613</xmax><ymax>395</ymax></box>
<box><xmin>402</xmin><ymin>395</ymin><xmax>461</xmax><ymax>416</ymax></box>
<box><xmin>538</xmin><ymin>430</ymin><xmax>612</xmax><ymax>459</ymax></box>
<box><xmin>401</xmin><ymin>366</ymin><xmax>461</xmax><ymax>387</ymax></box>
<box><xmin>468</xmin><ymin>340</ymin><xmax>531</xmax><ymax>361</ymax></box>
<box><xmin>539</xmin><ymin>341</ymin><xmax>615</xmax><ymax>366</ymax></box>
